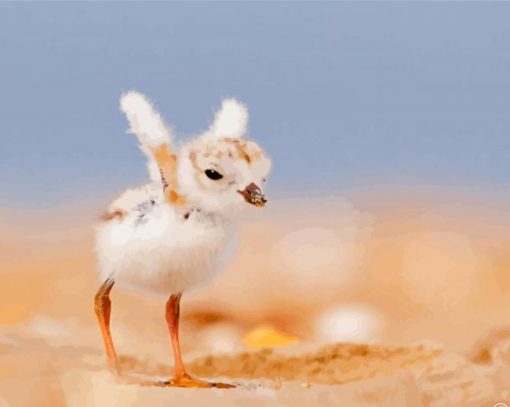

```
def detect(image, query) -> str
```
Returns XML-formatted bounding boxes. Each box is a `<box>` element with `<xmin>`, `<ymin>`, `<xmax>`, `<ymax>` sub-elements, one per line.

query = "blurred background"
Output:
<box><xmin>1</xmin><ymin>2</ymin><xmax>510</xmax><ymax>404</ymax></box>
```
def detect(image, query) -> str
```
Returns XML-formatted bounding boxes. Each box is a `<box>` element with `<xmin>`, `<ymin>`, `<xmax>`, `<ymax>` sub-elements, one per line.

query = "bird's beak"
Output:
<box><xmin>237</xmin><ymin>182</ymin><xmax>267</xmax><ymax>207</ymax></box>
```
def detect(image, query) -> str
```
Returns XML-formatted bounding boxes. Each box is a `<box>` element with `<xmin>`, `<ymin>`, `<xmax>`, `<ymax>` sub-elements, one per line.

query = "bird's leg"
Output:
<box><xmin>94</xmin><ymin>278</ymin><xmax>121</xmax><ymax>378</ymax></box>
<box><xmin>161</xmin><ymin>293</ymin><xmax>235</xmax><ymax>388</ymax></box>
<box><xmin>167</xmin><ymin>293</ymin><xmax>186</xmax><ymax>377</ymax></box>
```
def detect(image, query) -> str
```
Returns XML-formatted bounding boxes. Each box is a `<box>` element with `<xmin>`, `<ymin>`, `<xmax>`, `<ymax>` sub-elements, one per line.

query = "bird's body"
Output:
<box><xmin>95</xmin><ymin>182</ymin><xmax>237</xmax><ymax>296</ymax></box>
<box><xmin>93</xmin><ymin>91</ymin><xmax>270</xmax><ymax>388</ymax></box>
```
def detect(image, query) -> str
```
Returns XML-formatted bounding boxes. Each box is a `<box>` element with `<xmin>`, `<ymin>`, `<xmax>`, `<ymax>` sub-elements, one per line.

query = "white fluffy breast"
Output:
<box><xmin>95</xmin><ymin>192</ymin><xmax>237</xmax><ymax>297</ymax></box>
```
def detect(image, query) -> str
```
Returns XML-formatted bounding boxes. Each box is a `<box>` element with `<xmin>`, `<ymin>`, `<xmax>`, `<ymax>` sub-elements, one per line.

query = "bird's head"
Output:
<box><xmin>178</xmin><ymin>99</ymin><xmax>271</xmax><ymax>215</ymax></box>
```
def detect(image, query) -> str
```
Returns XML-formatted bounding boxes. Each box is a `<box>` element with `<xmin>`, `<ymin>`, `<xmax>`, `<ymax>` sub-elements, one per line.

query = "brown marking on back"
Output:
<box><xmin>100</xmin><ymin>209</ymin><xmax>127</xmax><ymax>222</ymax></box>
<box><xmin>152</xmin><ymin>144</ymin><xmax>178</xmax><ymax>184</ymax></box>
<box><xmin>166</xmin><ymin>189</ymin><xmax>187</xmax><ymax>206</ymax></box>
<box><xmin>151</xmin><ymin>143</ymin><xmax>187</xmax><ymax>206</ymax></box>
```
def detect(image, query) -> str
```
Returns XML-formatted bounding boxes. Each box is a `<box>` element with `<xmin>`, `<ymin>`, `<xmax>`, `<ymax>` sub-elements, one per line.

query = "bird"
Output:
<box><xmin>94</xmin><ymin>91</ymin><xmax>271</xmax><ymax>388</ymax></box>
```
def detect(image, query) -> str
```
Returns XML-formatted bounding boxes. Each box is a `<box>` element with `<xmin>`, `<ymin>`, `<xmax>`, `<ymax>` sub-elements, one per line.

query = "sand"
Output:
<box><xmin>1</xmin><ymin>331</ymin><xmax>510</xmax><ymax>406</ymax></box>
<box><xmin>2</xmin><ymin>193</ymin><xmax>510</xmax><ymax>406</ymax></box>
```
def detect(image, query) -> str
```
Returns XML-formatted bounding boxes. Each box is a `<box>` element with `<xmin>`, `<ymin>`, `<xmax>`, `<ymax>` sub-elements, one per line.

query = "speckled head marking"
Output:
<box><xmin>185</xmin><ymin>137</ymin><xmax>270</xmax><ymax>199</ymax></box>
<box><xmin>177</xmin><ymin>99</ymin><xmax>271</xmax><ymax>214</ymax></box>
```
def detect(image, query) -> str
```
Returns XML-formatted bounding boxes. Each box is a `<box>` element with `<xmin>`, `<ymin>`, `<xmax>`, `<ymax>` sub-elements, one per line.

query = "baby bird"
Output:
<box><xmin>94</xmin><ymin>91</ymin><xmax>271</xmax><ymax>388</ymax></box>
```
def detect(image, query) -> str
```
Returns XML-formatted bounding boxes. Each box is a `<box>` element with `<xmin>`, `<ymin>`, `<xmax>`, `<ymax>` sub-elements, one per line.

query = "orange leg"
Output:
<box><xmin>94</xmin><ymin>279</ymin><xmax>121</xmax><ymax>378</ymax></box>
<box><xmin>161</xmin><ymin>293</ymin><xmax>234</xmax><ymax>388</ymax></box>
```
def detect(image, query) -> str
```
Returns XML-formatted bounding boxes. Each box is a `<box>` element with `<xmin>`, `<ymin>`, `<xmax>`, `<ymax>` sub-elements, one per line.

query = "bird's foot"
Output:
<box><xmin>157</xmin><ymin>372</ymin><xmax>235</xmax><ymax>389</ymax></box>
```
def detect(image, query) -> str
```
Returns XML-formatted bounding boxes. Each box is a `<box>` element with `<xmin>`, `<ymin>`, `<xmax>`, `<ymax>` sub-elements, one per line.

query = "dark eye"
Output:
<box><xmin>205</xmin><ymin>169</ymin><xmax>223</xmax><ymax>180</ymax></box>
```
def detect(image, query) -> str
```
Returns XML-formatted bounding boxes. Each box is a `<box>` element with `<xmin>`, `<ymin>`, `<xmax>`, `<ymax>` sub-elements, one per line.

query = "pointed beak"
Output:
<box><xmin>237</xmin><ymin>182</ymin><xmax>267</xmax><ymax>207</ymax></box>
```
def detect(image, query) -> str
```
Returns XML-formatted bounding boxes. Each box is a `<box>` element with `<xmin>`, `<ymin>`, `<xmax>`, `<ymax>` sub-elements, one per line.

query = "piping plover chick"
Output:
<box><xmin>94</xmin><ymin>91</ymin><xmax>271</xmax><ymax>388</ymax></box>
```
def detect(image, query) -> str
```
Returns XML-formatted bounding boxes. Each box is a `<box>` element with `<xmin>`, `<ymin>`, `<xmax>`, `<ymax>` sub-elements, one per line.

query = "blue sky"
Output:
<box><xmin>1</xmin><ymin>2</ymin><xmax>510</xmax><ymax>208</ymax></box>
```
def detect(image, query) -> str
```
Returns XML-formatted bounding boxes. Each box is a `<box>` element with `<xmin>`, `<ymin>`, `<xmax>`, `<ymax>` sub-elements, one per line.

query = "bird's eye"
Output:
<box><xmin>205</xmin><ymin>169</ymin><xmax>223</xmax><ymax>180</ymax></box>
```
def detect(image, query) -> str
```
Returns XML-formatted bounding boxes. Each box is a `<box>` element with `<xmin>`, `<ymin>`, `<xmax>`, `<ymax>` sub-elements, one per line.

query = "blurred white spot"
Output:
<box><xmin>29</xmin><ymin>316</ymin><xmax>72</xmax><ymax>343</ymax></box>
<box><xmin>198</xmin><ymin>323</ymin><xmax>243</xmax><ymax>354</ymax></box>
<box><xmin>315</xmin><ymin>304</ymin><xmax>384</xmax><ymax>343</ymax></box>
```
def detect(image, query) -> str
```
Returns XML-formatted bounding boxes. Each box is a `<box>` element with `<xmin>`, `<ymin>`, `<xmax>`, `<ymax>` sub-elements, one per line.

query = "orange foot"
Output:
<box><xmin>157</xmin><ymin>372</ymin><xmax>235</xmax><ymax>389</ymax></box>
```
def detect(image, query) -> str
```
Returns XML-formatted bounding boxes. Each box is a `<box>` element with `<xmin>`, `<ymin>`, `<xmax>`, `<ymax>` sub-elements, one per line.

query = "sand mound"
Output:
<box><xmin>2</xmin><ymin>334</ymin><xmax>508</xmax><ymax>407</ymax></box>
<box><xmin>188</xmin><ymin>343</ymin><xmax>441</xmax><ymax>385</ymax></box>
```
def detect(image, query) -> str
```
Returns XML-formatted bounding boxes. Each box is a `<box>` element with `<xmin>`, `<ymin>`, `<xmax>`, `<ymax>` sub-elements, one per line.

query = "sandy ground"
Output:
<box><xmin>2</xmin><ymin>190</ymin><xmax>510</xmax><ymax>406</ymax></box>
